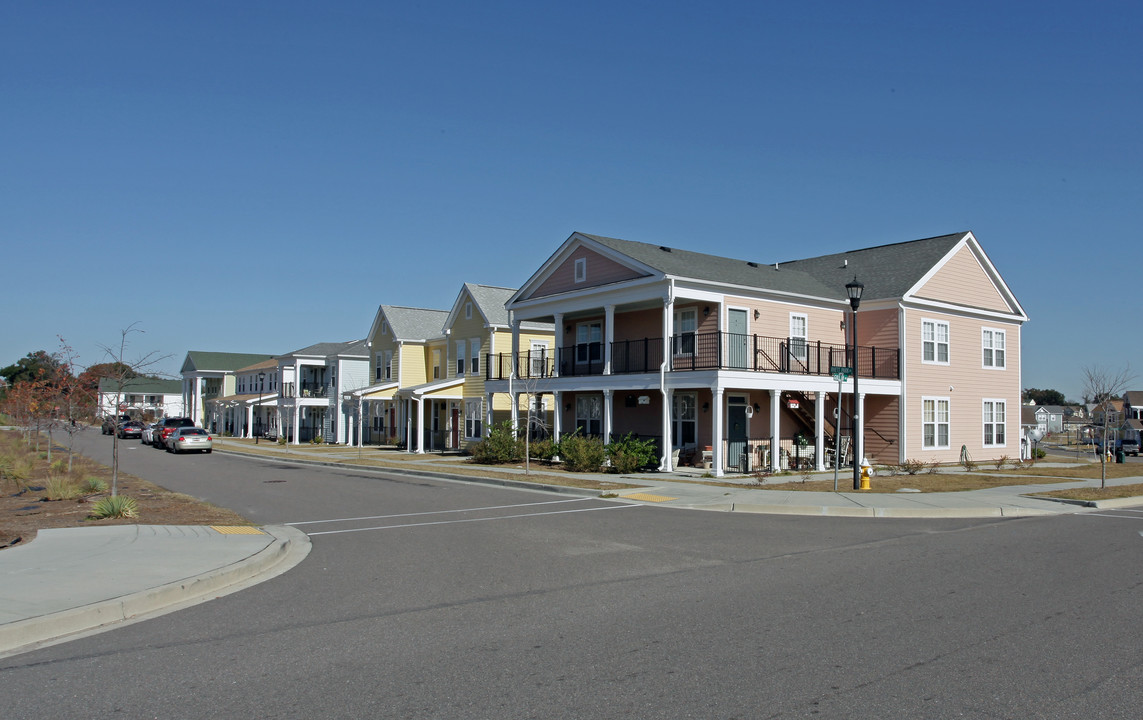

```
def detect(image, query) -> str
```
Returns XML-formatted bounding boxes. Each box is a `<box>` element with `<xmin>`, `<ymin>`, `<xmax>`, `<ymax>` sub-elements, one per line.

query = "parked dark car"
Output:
<box><xmin>153</xmin><ymin>417</ymin><xmax>196</xmax><ymax>448</ymax></box>
<box><xmin>117</xmin><ymin>421</ymin><xmax>144</xmax><ymax>439</ymax></box>
<box><xmin>1119</xmin><ymin>438</ymin><xmax>1140</xmax><ymax>457</ymax></box>
<box><xmin>101</xmin><ymin>414</ymin><xmax>132</xmax><ymax>435</ymax></box>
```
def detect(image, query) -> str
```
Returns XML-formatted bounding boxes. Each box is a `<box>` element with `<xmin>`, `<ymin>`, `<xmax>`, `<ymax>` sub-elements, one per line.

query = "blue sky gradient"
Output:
<box><xmin>3</xmin><ymin>1</ymin><xmax>1140</xmax><ymax>401</ymax></box>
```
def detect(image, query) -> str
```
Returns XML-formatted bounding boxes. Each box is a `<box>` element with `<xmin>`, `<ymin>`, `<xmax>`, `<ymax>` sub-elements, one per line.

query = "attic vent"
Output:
<box><xmin>659</xmin><ymin>246</ymin><xmax>672</xmax><ymax>252</ymax></box>
<box><xmin>747</xmin><ymin>261</ymin><xmax>758</xmax><ymax>268</ymax></box>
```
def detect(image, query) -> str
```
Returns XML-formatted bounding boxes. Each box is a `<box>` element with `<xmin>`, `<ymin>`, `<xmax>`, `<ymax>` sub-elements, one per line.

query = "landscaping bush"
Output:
<box><xmin>605</xmin><ymin>433</ymin><xmax>658</xmax><ymax>474</ymax></box>
<box><xmin>560</xmin><ymin>434</ymin><xmax>606</xmax><ymax>472</ymax></box>
<box><xmin>528</xmin><ymin>436</ymin><xmax>558</xmax><ymax>463</ymax></box>
<box><xmin>89</xmin><ymin>495</ymin><xmax>139</xmax><ymax>519</ymax></box>
<box><xmin>471</xmin><ymin>421</ymin><xmax>523</xmax><ymax>464</ymax></box>
<box><xmin>81</xmin><ymin>477</ymin><xmax>108</xmax><ymax>494</ymax></box>
<box><xmin>899</xmin><ymin>458</ymin><xmax>926</xmax><ymax>475</ymax></box>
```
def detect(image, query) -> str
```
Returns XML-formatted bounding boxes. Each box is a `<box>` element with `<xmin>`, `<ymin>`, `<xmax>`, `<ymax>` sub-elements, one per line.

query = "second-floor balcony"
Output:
<box><xmin>486</xmin><ymin>332</ymin><xmax>899</xmax><ymax>381</ymax></box>
<box><xmin>281</xmin><ymin>382</ymin><xmax>330</xmax><ymax>399</ymax></box>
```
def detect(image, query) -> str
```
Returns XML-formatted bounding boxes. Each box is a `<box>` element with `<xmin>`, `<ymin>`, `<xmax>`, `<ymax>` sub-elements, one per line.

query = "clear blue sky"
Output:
<box><xmin>3</xmin><ymin>1</ymin><xmax>1139</xmax><ymax>402</ymax></box>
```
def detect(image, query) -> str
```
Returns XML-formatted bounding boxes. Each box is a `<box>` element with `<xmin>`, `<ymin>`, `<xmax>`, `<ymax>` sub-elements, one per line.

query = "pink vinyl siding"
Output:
<box><xmin>915</xmin><ymin>246</ymin><xmax>1012</xmax><ymax>313</ymax></box>
<box><xmin>530</xmin><ymin>247</ymin><xmax>648</xmax><ymax>299</ymax></box>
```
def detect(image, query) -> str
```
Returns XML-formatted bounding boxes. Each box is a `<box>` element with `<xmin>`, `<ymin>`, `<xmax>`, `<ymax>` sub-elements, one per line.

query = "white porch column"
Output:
<box><xmin>485</xmin><ymin>393</ymin><xmax>494</xmax><ymax>438</ymax></box>
<box><xmin>511</xmin><ymin>392</ymin><xmax>520</xmax><ymax>429</ymax></box>
<box><xmin>246</xmin><ymin>403</ymin><xmax>255</xmax><ymax>439</ymax></box>
<box><xmin>276</xmin><ymin>408</ymin><xmax>283</xmax><ymax>441</ymax></box>
<box><xmin>661</xmin><ymin>388</ymin><xmax>674</xmax><ymax>472</ymax></box>
<box><xmin>856</xmin><ymin>392</ymin><xmax>866</xmax><ymax>467</ymax></box>
<box><xmin>770</xmin><ymin>389</ymin><xmax>781</xmax><ymax>472</ymax></box>
<box><xmin>194</xmin><ymin>377</ymin><xmax>204</xmax><ymax>426</ymax></box>
<box><xmin>553</xmin><ymin>391</ymin><xmax>563</xmax><ymax>442</ymax></box>
<box><xmin>511</xmin><ymin>316</ymin><xmax>521</xmax><ymax>380</ymax></box>
<box><xmin>552</xmin><ymin>313</ymin><xmax>563</xmax><ymax>377</ymax></box>
<box><xmin>712</xmin><ymin>387</ymin><xmax>725</xmax><ymax>477</ymax></box>
<box><xmin>292</xmin><ymin>404</ymin><xmax>301</xmax><ymax>445</ymax></box>
<box><xmin>814</xmin><ymin>391</ymin><xmax>826</xmax><ymax>471</ymax></box>
<box><xmin>416</xmin><ymin>398</ymin><xmax>425</xmax><ymax>453</ymax></box>
<box><xmin>604</xmin><ymin>304</ymin><xmax>615</xmax><ymax>375</ymax></box>
<box><xmin>602</xmin><ymin>389</ymin><xmax>614</xmax><ymax>443</ymax></box>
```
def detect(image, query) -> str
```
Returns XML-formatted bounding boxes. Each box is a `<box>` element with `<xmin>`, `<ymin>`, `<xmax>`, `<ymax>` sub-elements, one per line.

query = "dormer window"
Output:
<box><xmin>465</xmin><ymin>302</ymin><xmax>472</xmax><ymax>320</ymax></box>
<box><xmin>381</xmin><ymin>321</ymin><xmax>389</xmax><ymax>335</ymax></box>
<box><xmin>574</xmin><ymin>258</ymin><xmax>586</xmax><ymax>283</ymax></box>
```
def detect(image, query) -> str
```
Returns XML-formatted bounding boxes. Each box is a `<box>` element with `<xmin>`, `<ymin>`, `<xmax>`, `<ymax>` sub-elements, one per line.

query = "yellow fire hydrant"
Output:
<box><xmin>860</xmin><ymin>461</ymin><xmax>872</xmax><ymax>490</ymax></box>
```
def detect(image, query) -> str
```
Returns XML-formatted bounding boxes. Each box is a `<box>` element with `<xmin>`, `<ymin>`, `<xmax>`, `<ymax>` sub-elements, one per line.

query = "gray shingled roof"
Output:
<box><xmin>581</xmin><ymin>231</ymin><xmax>967</xmax><ymax>302</ymax></box>
<box><xmin>181</xmin><ymin>351</ymin><xmax>275</xmax><ymax>373</ymax></box>
<box><xmin>464</xmin><ymin>283</ymin><xmax>552</xmax><ymax>331</ymax></box>
<box><xmin>381</xmin><ymin>306</ymin><xmax>449</xmax><ymax>341</ymax></box>
<box><xmin>283</xmin><ymin>340</ymin><xmax>363</xmax><ymax>358</ymax></box>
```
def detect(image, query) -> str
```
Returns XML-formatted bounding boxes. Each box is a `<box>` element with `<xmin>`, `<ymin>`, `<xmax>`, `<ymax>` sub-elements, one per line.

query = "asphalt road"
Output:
<box><xmin>1</xmin><ymin>430</ymin><xmax>1141</xmax><ymax>719</ymax></box>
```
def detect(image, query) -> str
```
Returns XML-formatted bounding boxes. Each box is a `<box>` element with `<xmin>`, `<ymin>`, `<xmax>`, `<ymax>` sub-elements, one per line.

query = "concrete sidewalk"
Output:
<box><xmin>0</xmin><ymin>524</ymin><xmax>309</xmax><ymax>658</ymax></box>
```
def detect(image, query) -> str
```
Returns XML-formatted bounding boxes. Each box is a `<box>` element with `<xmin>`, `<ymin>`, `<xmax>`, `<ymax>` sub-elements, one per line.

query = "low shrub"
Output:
<box><xmin>89</xmin><ymin>495</ymin><xmax>139</xmax><ymax>519</ymax></box>
<box><xmin>560</xmin><ymin>434</ymin><xmax>606</xmax><ymax>472</ymax></box>
<box><xmin>994</xmin><ymin>454</ymin><xmax>1009</xmax><ymax>470</ymax></box>
<box><xmin>471</xmin><ymin>421</ymin><xmax>523</xmax><ymax>464</ymax></box>
<box><xmin>528</xmin><ymin>437</ymin><xmax>558</xmax><ymax>463</ymax></box>
<box><xmin>277</xmin><ymin>436</ymin><xmax>287</xmax><ymax>446</ymax></box>
<box><xmin>81</xmin><ymin>477</ymin><xmax>109</xmax><ymax>494</ymax></box>
<box><xmin>606</xmin><ymin>433</ymin><xmax>658</xmax><ymax>474</ymax></box>
<box><xmin>899</xmin><ymin>458</ymin><xmax>926</xmax><ymax>475</ymax></box>
<box><xmin>41</xmin><ymin>476</ymin><xmax>80</xmax><ymax>501</ymax></box>
<box><xmin>311</xmin><ymin>435</ymin><xmax>324</xmax><ymax>445</ymax></box>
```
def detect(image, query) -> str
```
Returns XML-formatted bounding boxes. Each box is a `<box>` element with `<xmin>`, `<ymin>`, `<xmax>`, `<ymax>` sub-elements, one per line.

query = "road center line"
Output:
<box><xmin>286</xmin><ymin>497</ymin><xmax>596</xmax><ymax>527</ymax></box>
<box><xmin>304</xmin><ymin>503</ymin><xmax>638</xmax><ymax>536</ymax></box>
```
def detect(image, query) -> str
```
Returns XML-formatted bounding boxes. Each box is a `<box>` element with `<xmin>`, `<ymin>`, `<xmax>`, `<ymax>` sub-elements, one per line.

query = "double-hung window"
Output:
<box><xmin>384</xmin><ymin>351</ymin><xmax>393</xmax><ymax>381</ymax></box>
<box><xmin>432</xmin><ymin>349</ymin><xmax>441</xmax><ymax>379</ymax></box>
<box><xmin>983</xmin><ymin>400</ymin><xmax>1006</xmax><ymax>446</ymax></box>
<box><xmin>575</xmin><ymin>395</ymin><xmax>603</xmax><ymax>437</ymax></box>
<box><xmin>922</xmin><ymin>397</ymin><xmax>950</xmax><ymax>449</ymax></box>
<box><xmin>464</xmin><ymin>399</ymin><xmax>482</xmax><ymax>439</ymax></box>
<box><xmin>982</xmin><ymin>329</ymin><xmax>1006</xmax><ymax>369</ymax></box>
<box><xmin>672</xmin><ymin>393</ymin><xmax>697</xmax><ymax>448</ymax></box>
<box><xmin>922</xmin><ymin>320</ymin><xmax>950</xmax><ymax>364</ymax></box>
<box><xmin>673</xmin><ymin>308</ymin><xmax>697</xmax><ymax>356</ymax></box>
<box><xmin>456</xmin><ymin>341</ymin><xmax>466</xmax><ymax>376</ymax></box>
<box><xmin>470</xmin><ymin>338</ymin><xmax>480</xmax><ymax>375</ymax></box>
<box><xmin>789</xmin><ymin>313</ymin><xmax>808</xmax><ymax>363</ymax></box>
<box><xmin>375</xmin><ymin>353</ymin><xmax>384</xmax><ymax>381</ymax></box>
<box><xmin>576</xmin><ymin>321</ymin><xmax>602</xmax><ymax>365</ymax></box>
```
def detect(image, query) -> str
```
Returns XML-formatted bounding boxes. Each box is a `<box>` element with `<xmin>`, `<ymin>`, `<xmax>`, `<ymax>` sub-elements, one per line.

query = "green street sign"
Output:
<box><xmin>830</xmin><ymin>365</ymin><xmax>852</xmax><ymax>381</ymax></box>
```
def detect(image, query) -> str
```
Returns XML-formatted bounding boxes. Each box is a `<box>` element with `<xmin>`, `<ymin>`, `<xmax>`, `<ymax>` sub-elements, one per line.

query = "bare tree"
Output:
<box><xmin>98</xmin><ymin>323</ymin><xmax>171</xmax><ymax>495</ymax></box>
<box><xmin>52</xmin><ymin>338</ymin><xmax>91</xmax><ymax>473</ymax></box>
<box><xmin>1082</xmin><ymin>364</ymin><xmax>1135</xmax><ymax>488</ymax></box>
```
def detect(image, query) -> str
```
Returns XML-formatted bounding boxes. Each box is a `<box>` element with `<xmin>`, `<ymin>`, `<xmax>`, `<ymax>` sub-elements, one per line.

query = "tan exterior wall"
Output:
<box><xmin>903</xmin><ymin>307</ymin><xmax>1021</xmax><ymax>463</ymax></box>
<box><xmin>915</xmin><ymin>245</ymin><xmax>1012</xmax><ymax>313</ymax></box>
<box><xmin>530</xmin><ymin>247</ymin><xmax>648</xmax><ymax>299</ymax></box>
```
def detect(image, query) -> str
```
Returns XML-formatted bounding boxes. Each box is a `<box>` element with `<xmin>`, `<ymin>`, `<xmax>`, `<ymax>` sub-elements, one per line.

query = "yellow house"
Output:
<box><xmin>349</xmin><ymin>305</ymin><xmax>449</xmax><ymax>447</ymax></box>
<box><xmin>393</xmin><ymin>283</ymin><xmax>555</xmax><ymax>453</ymax></box>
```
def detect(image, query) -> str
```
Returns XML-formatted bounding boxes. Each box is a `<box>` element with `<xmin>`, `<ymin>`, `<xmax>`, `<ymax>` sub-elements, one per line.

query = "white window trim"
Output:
<box><xmin>464</xmin><ymin>398</ymin><xmax>483</xmax><ymax>439</ymax></box>
<box><xmin>574</xmin><ymin>257</ymin><xmax>587</xmax><ymax>283</ymax></box>
<box><xmin>789</xmin><ymin>312</ymin><xmax>808</xmax><ymax>360</ymax></box>
<box><xmin>575</xmin><ymin>321</ymin><xmax>602</xmax><ymax>364</ymax></box>
<box><xmin>470</xmin><ymin>338</ymin><xmax>481</xmax><ymax>375</ymax></box>
<box><xmin>982</xmin><ymin>398</ymin><xmax>1007</xmax><ymax>448</ymax></box>
<box><xmin>922</xmin><ymin>396</ymin><xmax>951</xmax><ymax>450</ymax></box>
<box><xmin>981</xmin><ymin>327</ymin><xmax>1007</xmax><ymax>370</ymax></box>
<box><xmin>922</xmin><ymin>319</ymin><xmax>950</xmax><ymax>366</ymax></box>
<box><xmin>456</xmin><ymin>340</ymin><xmax>466</xmax><ymax>376</ymax></box>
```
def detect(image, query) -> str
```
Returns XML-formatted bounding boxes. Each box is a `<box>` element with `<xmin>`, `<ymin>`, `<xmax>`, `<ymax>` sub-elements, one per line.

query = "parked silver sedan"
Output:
<box><xmin>165</xmin><ymin>427</ymin><xmax>213</xmax><ymax>454</ymax></box>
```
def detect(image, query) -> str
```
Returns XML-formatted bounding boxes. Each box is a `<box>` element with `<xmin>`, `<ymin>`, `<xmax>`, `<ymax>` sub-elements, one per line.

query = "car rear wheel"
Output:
<box><xmin>205</xmin><ymin>449</ymin><xmax>212</xmax><ymax>454</ymax></box>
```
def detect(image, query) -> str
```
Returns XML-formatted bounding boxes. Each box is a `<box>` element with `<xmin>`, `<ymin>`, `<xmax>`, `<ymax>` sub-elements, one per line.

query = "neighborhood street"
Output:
<box><xmin>1</xmin><ymin>433</ymin><xmax>1141</xmax><ymax>719</ymax></box>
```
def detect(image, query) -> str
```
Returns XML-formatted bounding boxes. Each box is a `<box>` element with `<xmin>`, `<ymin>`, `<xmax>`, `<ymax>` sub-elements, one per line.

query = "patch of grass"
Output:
<box><xmin>41</xmin><ymin>476</ymin><xmax>81</xmax><ymax>501</ymax></box>
<box><xmin>81</xmin><ymin>477</ymin><xmax>108</xmax><ymax>494</ymax></box>
<box><xmin>1036</xmin><ymin>483</ymin><xmax>1143</xmax><ymax>502</ymax></box>
<box><xmin>761</xmin><ymin>473</ymin><xmax>1075</xmax><ymax>493</ymax></box>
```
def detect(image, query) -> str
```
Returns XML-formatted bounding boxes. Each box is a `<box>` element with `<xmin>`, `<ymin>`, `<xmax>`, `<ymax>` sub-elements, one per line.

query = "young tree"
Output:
<box><xmin>53</xmin><ymin>337</ymin><xmax>92</xmax><ymax>473</ymax></box>
<box><xmin>1082</xmin><ymin>364</ymin><xmax>1135</xmax><ymax>488</ymax></box>
<box><xmin>98</xmin><ymin>323</ymin><xmax>171</xmax><ymax>495</ymax></box>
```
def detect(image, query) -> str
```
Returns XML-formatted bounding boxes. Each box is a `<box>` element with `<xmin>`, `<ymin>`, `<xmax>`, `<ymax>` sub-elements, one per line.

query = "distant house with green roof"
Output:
<box><xmin>180</xmin><ymin>351</ymin><xmax>274</xmax><ymax>427</ymax></box>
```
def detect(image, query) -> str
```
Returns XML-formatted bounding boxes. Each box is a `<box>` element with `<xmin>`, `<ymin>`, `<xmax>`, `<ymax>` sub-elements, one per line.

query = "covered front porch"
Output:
<box><xmin>394</xmin><ymin>378</ymin><xmax>465</xmax><ymax>454</ymax></box>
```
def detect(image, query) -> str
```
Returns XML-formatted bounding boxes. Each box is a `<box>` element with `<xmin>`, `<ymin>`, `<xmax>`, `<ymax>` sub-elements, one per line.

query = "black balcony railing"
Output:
<box><xmin>485</xmin><ymin>332</ymin><xmax>899</xmax><ymax>381</ymax></box>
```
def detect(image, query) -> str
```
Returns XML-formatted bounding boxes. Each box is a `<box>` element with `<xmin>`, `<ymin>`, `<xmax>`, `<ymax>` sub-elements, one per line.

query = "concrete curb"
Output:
<box><xmin>0</xmin><ymin>525</ymin><xmax>310</xmax><ymax>657</ymax></box>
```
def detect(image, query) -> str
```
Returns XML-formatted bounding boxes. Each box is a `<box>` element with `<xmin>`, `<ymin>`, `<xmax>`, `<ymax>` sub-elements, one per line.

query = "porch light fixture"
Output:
<box><xmin>753</xmin><ymin>403</ymin><xmax>761</xmax><ymax>413</ymax></box>
<box><xmin>845</xmin><ymin>276</ymin><xmax>864</xmax><ymax>490</ymax></box>
<box><xmin>702</xmin><ymin>402</ymin><xmax>709</xmax><ymax>412</ymax></box>
<box><xmin>703</xmin><ymin>306</ymin><xmax>710</xmax><ymax>317</ymax></box>
<box><xmin>753</xmin><ymin>309</ymin><xmax>760</xmax><ymax>320</ymax></box>
<box><xmin>256</xmin><ymin>371</ymin><xmax>266</xmax><ymax>444</ymax></box>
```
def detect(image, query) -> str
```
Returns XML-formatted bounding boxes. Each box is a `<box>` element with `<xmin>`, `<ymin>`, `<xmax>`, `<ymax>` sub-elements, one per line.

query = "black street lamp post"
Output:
<box><xmin>846</xmin><ymin>276</ymin><xmax>864</xmax><ymax>491</ymax></box>
<box><xmin>256</xmin><ymin>371</ymin><xmax>266</xmax><ymax>444</ymax></box>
